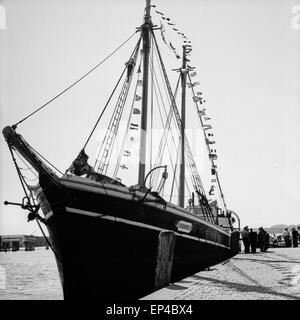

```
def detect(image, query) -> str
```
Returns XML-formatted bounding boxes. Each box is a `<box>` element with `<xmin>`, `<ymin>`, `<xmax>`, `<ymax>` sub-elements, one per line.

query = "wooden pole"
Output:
<box><xmin>178</xmin><ymin>45</ymin><xmax>187</xmax><ymax>207</ymax></box>
<box><xmin>138</xmin><ymin>0</ymin><xmax>152</xmax><ymax>186</ymax></box>
<box><xmin>154</xmin><ymin>231</ymin><xmax>176</xmax><ymax>290</ymax></box>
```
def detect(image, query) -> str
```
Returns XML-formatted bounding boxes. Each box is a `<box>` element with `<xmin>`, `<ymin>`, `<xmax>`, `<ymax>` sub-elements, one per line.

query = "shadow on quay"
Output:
<box><xmin>236</xmin><ymin>257</ymin><xmax>300</xmax><ymax>264</ymax></box>
<box><xmin>270</xmin><ymin>251</ymin><xmax>300</xmax><ymax>262</ymax></box>
<box><xmin>165</xmin><ymin>283</ymin><xmax>190</xmax><ymax>291</ymax></box>
<box><xmin>159</xmin><ymin>268</ymin><xmax>219</xmax><ymax>291</ymax></box>
<box><xmin>189</xmin><ymin>272</ymin><xmax>300</xmax><ymax>300</ymax></box>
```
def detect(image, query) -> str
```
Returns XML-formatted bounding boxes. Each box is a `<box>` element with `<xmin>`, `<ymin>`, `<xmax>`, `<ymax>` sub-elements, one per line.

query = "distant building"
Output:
<box><xmin>0</xmin><ymin>235</ymin><xmax>49</xmax><ymax>251</ymax></box>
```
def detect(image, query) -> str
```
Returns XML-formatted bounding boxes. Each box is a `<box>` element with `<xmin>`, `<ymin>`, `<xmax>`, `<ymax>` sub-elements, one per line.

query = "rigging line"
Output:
<box><xmin>28</xmin><ymin>144</ymin><xmax>63</xmax><ymax>175</ymax></box>
<box><xmin>103</xmin><ymin>54</ymin><xmax>140</xmax><ymax>176</ymax></box>
<box><xmin>156</xmin><ymin>18</ymin><xmax>181</xmax><ymax>59</ymax></box>
<box><xmin>150</xmin><ymin>94</ymin><xmax>174</xmax><ymax>190</ymax></box>
<box><xmin>152</xmin><ymin>32</ymin><xmax>207</xmax><ymax>201</ymax></box>
<box><xmin>184</xmin><ymin>171</ymin><xmax>192</xmax><ymax>201</ymax></box>
<box><xmin>151</xmin><ymin>100</ymin><xmax>172</xmax><ymax>178</ymax></box>
<box><xmin>94</xmin><ymin>38</ymin><xmax>141</xmax><ymax>173</ymax></box>
<box><xmin>150</xmin><ymin>68</ymin><xmax>191</xmax><ymax>198</ymax></box>
<box><xmin>8</xmin><ymin>146</ymin><xmax>34</xmax><ymax>204</ymax></box>
<box><xmin>152</xmin><ymin>74</ymin><xmax>179</xmax><ymax>185</ymax></box>
<box><xmin>7</xmin><ymin>146</ymin><xmax>62</xmax><ymax>262</ymax></box>
<box><xmin>162</xmin><ymin>183</ymin><xmax>165</xmax><ymax>197</ymax></box>
<box><xmin>150</xmin><ymin>34</ymin><xmax>154</xmax><ymax>178</ymax></box>
<box><xmin>21</xmin><ymin>176</ymin><xmax>38</xmax><ymax>182</ymax></box>
<box><xmin>152</xmin><ymin>43</ymin><xmax>182</xmax><ymax>175</ymax></box>
<box><xmin>158</xmin><ymin>194</ymin><xmax>193</xmax><ymax>198</ymax></box>
<box><xmin>187</xmin><ymin>73</ymin><xmax>207</xmax><ymax>140</ymax></box>
<box><xmin>24</xmin><ymin>184</ymin><xmax>63</xmax><ymax>264</ymax></box>
<box><xmin>187</xmin><ymin>73</ymin><xmax>227</xmax><ymax>212</ymax></box>
<box><xmin>160</xmin><ymin>131</ymin><xmax>191</xmax><ymax>204</ymax></box>
<box><xmin>149</xmin><ymin>110</ymin><xmax>169</xmax><ymax>185</ymax></box>
<box><xmin>151</xmin><ymin>46</ymin><xmax>193</xmax><ymax>198</ymax></box>
<box><xmin>153</xmin><ymin>40</ymin><xmax>176</xmax><ymax>123</ymax></box>
<box><xmin>215</xmin><ymin>170</ymin><xmax>227</xmax><ymax>211</ymax></box>
<box><xmin>35</xmin><ymin>218</ymin><xmax>62</xmax><ymax>262</ymax></box>
<box><xmin>152</xmin><ymin>103</ymin><xmax>174</xmax><ymax>190</ymax></box>
<box><xmin>169</xmin><ymin>139</ymin><xmax>180</xmax><ymax>202</ymax></box>
<box><xmin>83</xmin><ymin>36</ymin><xmax>141</xmax><ymax>151</ymax></box>
<box><xmin>22</xmin><ymin>178</ymin><xmax>62</xmax><ymax>262</ymax></box>
<box><xmin>112</xmin><ymin>55</ymin><xmax>143</xmax><ymax>179</ymax></box>
<box><xmin>13</xmin><ymin>31</ymin><xmax>138</xmax><ymax>128</ymax></box>
<box><xmin>14</xmin><ymin>151</ymin><xmax>39</xmax><ymax>178</ymax></box>
<box><xmin>150</xmin><ymin>69</ymin><xmax>176</xmax><ymax>188</ymax></box>
<box><xmin>94</xmin><ymin>77</ymin><xmax>128</xmax><ymax>170</ymax></box>
<box><xmin>100</xmin><ymin>80</ymin><xmax>130</xmax><ymax>174</ymax></box>
<box><xmin>150</xmin><ymin>69</ymin><xmax>192</xmax><ymax>200</ymax></box>
<box><xmin>150</xmin><ymin>51</ymin><xmax>179</xmax><ymax>185</ymax></box>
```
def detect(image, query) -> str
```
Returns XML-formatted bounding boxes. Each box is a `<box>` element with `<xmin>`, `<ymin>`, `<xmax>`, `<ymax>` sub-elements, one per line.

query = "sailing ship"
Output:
<box><xmin>2</xmin><ymin>0</ymin><xmax>240</xmax><ymax>300</ymax></box>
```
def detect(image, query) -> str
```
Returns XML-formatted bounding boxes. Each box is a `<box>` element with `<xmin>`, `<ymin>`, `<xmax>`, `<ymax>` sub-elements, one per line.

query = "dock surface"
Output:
<box><xmin>142</xmin><ymin>247</ymin><xmax>300</xmax><ymax>300</ymax></box>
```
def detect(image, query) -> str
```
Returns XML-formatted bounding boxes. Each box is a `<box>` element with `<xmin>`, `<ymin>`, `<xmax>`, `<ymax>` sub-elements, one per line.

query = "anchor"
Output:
<box><xmin>4</xmin><ymin>197</ymin><xmax>44</xmax><ymax>223</ymax></box>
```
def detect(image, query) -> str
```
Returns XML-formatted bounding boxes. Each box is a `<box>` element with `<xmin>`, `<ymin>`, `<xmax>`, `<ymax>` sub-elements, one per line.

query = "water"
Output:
<box><xmin>0</xmin><ymin>247</ymin><xmax>63</xmax><ymax>300</ymax></box>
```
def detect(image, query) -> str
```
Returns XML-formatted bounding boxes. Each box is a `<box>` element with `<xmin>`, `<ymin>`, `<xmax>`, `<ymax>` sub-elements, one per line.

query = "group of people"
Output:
<box><xmin>241</xmin><ymin>226</ymin><xmax>269</xmax><ymax>253</ymax></box>
<box><xmin>282</xmin><ymin>227</ymin><xmax>299</xmax><ymax>248</ymax></box>
<box><xmin>241</xmin><ymin>225</ymin><xmax>300</xmax><ymax>253</ymax></box>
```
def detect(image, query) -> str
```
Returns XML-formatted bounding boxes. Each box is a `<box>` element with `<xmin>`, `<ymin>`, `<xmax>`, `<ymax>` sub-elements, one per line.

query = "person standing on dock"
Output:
<box><xmin>283</xmin><ymin>228</ymin><xmax>291</xmax><ymax>248</ymax></box>
<box><xmin>291</xmin><ymin>228</ymin><xmax>299</xmax><ymax>248</ymax></box>
<box><xmin>258</xmin><ymin>227</ymin><xmax>265</xmax><ymax>252</ymax></box>
<box><xmin>263</xmin><ymin>229</ymin><xmax>270</xmax><ymax>252</ymax></box>
<box><xmin>249</xmin><ymin>228</ymin><xmax>257</xmax><ymax>253</ymax></box>
<box><xmin>241</xmin><ymin>226</ymin><xmax>250</xmax><ymax>253</ymax></box>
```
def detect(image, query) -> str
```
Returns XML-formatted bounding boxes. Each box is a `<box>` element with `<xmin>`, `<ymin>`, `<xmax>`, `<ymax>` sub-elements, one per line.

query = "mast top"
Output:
<box><xmin>144</xmin><ymin>0</ymin><xmax>152</xmax><ymax>23</ymax></box>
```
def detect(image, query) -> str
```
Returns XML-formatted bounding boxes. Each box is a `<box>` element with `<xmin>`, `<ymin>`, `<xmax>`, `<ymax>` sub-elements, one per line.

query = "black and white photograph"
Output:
<box><xmin>0</xmin><ymin>0</ymin><xmax>299</xmax><ymax>308</ymax></box>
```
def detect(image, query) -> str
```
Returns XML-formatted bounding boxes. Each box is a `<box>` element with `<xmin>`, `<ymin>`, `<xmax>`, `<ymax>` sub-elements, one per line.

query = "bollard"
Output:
<box><xmin>154</xmin><ymin>231</ymin><xmax>176</xmax><ymax>290</ymax></box>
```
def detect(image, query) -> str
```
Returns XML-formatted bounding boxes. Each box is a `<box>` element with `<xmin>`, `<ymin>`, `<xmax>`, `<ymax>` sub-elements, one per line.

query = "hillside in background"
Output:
<box><xmin>264</xmin><ymin>224</ymin><xmax>300</xmax><ymax>234</ymax></box>
<box><xmin>244</xmin><ymin>224</ymin><xmax>300</xmax><ymax>234</ymax></box>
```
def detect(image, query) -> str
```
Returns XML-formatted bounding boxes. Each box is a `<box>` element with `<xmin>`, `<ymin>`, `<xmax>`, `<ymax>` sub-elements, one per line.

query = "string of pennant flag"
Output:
<box><xmin>120</xmin><ymin>5</ymin><xmax>220</xmax><ymax>200</ymax></box>
<box><xmin>183</xmin><ymin>50</ymin><xmax>219</xmax><ymax>197</ymax></box>
<box><xmin>193</xmin><ymin>91</ymin><xmax>218</xmax><ymax>193</ymax></box>
<box><xmin>155</xmin><ymin>9</ymin><xmax>191</xmax><ymax>43</ymax></box>
<box><xmin>159</xmin><ymin>21</ymin><xmax>180</xmax><ymax>59</ymax></box>
<box><xmin>154</xmin><ymin>5</ymin><xmax>220</xmax><ymax>198</ymax></box>
<box><xmin>154</xmin><ymin>6</ymin><xmax>193</xmax><ymax>59</ymax></box>
<box><xmin>119</xmin><ymin>75</ymin><xmax>144</xmax><ymax>170</ymax></box>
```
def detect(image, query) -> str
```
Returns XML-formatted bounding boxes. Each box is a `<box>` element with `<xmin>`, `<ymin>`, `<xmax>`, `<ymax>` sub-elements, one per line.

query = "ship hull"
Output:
<box><xmin>37</xmin><ymin>174</ymin><xmax>240</xmax><ymax>300</ymax></box>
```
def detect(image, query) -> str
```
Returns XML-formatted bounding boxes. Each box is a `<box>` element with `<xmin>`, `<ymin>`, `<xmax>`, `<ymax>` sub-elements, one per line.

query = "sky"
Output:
<box><xmin>0</xmin><ymin>0</ymin><xmax>299</xmax><ymax>236</ymax></box>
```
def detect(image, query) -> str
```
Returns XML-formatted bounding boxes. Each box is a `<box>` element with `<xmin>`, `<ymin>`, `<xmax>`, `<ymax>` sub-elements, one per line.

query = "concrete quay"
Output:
<box><xmin>142</xmin><ymin>247</ymin><xmax>300</xmax><ymax>300</ymax></box>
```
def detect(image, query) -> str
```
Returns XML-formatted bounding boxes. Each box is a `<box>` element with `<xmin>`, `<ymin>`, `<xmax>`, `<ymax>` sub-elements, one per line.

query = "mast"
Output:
<box><xmin>138</xmin><ymin>0</ymin><xmax>152</xmax><ymax>187</ymax></box>
<box><xmin>178</xmin><ymin>45</ymin><xmax>188</xmax><ymax>207</ymax></box>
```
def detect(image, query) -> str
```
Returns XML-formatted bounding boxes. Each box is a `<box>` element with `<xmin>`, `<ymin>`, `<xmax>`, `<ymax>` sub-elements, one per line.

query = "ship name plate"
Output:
<box><xmin>176</xmin><ymin>220</ymin><xmax>193</xmax><ymax>234</ymax></box>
